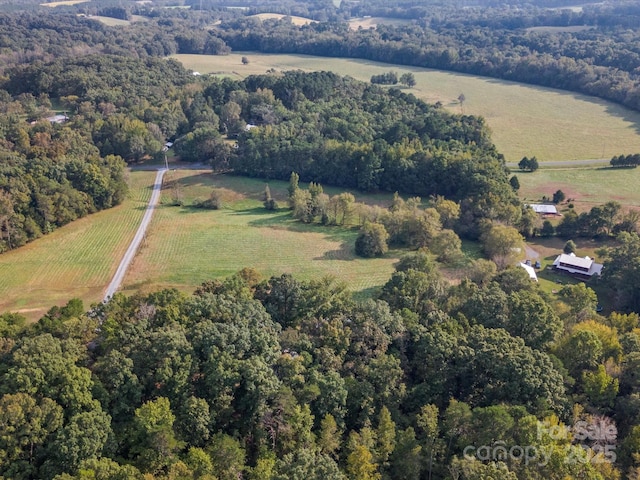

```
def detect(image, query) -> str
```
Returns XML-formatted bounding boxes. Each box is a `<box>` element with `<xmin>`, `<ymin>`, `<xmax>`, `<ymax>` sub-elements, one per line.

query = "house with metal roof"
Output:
<box><xmin>526</xmin><ymin>204</ymin><xmax>559</xmax><ymax>215</ymax></box>
<box><xmin>552</xmin><ymin>253</ymin><xmax>603</xmax><ymax>276</ymax></box>
<box><xmin>519</xmin><ymin>262</ymin><xmax>538</xmax><ymax>281</ymax></box>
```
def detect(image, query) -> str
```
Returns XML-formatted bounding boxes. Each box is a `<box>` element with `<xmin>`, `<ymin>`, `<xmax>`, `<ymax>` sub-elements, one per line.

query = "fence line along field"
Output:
<box><xmin>171</xmin><ymin>53</ymin><xmax>640</xmax><ymax>164</ymax></box>
<box><xmin>0</xmin><ymin>170</ymin><xmax>156</xmax><ymax>320</ymax></box>
<box><xmin>120</xmin><ymin>170</ymin><xmax>400</xmax><ymax>298</ymax></box>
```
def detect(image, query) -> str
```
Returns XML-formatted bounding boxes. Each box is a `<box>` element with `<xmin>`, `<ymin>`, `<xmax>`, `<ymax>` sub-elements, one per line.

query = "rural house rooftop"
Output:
<box><xmin>519</xmin><ymin>262</ymin><xmax>538</xmax><ymax>281</ymax></box>
<box><xmin>553</xmin><ymin>253</ymin><xmax>603</xmax><ymax>276</ymax></box>
<box><xmin>526</xmin><ymin>204</ymin><xmax>559</xmax><ymax>215</ymax></box>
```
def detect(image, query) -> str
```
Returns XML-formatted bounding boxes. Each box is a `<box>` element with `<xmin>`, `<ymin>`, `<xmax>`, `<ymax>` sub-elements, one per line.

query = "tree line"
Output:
<box><xmin>2</xmin><ymin>236</ymin><xmax>640</xmax><ymax>478</ymax></box>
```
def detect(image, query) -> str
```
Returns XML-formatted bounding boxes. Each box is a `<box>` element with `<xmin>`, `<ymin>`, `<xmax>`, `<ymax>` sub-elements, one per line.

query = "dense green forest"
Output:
<box><xmin>3</xmin><ymin>2</ymin><xmax>640</xmax><ymax>478</ymax></box>
<box><xmin>3</xmin><ymin>1</ymin><xmax>640</xmax><ymax>114</ymax></box>
<box><xmin>2</xmin><ymin>252</ymin><xmax>640</xmax><ymax>479</ymax></box>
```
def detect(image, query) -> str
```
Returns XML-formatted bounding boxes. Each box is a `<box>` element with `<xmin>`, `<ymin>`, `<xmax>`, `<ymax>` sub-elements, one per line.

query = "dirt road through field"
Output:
<box><xmin>103</xmin><ymin>168</ymin><xmax>166</xmax><ymax>301</ymax></box>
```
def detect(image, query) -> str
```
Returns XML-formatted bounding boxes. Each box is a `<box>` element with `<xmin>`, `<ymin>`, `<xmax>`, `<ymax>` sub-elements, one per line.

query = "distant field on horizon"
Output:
<box><xmin>41</xmin><ymin>0</ymin><xmax>88</xmax><ymax>6</ymax></box>
<box><xmin>249</xmin><ymin>13</ymin><xmax>316</xmax><ymax>25</ymax></box>
<box><xmin>80</xmin><ymin>14</ymin><xmax>148</xmax><ymax>26</ymax></box>
<box><xmin>172</xmin><ymin>52</ymin><xmax>640</xmax><ymax>163</ymax></box>
<box><xmin>0</xmin><ymin>171</ymin><xmax>155</xmax><ymax>321</ymax></box>
<box><xmin>121</xmin><ymin>171</ymin><xmax>401</xmax><ymax>298</ymax></box>
<box><xmin>348</xmin><ymin>17</ymin><xmax>413</xmax><ymax>30</ymax></box>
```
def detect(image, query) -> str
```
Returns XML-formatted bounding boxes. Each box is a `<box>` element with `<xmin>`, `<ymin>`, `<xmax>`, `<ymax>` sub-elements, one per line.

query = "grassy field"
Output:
<box><xmin>121</xmin><ymin>171</ymin><xmax>401</xmax><ymax>298</ymax></box>
<box><xmin>0</xmin><ymin>171</ymin><xmax>155</xmax><ymax>320</ymax></box>
<box><xmin>83</xmin><ymin>14</ymin><xmax>148</xmax><ymax>26</ymax></box>
<box><xmin>348</xmin><ymin>17</ymin><xmax>413</xmax><ymax>30</ymax></box>
<box><xmin>172</xmin><ymin>52</ymin><xmax>640</xmax><ymax>163</ymax></box>
<box><xmin>249</xmin><ymin>13</ymin><xmax>316</xmax><ymax>25</ymax></box>
<box><xmin>517</xmin><ymin>166</ymin><xmax>640</xmax><ymax>211</ymax></box>
<box><xmin>41</xmin><ymin>0</ymin><xmax>88</xmax><ymax>6</ymax></box>
<box><xmin>525</xmin><ymin>26</ymin><xmax>593</xmax><ymax>33</ymax></box>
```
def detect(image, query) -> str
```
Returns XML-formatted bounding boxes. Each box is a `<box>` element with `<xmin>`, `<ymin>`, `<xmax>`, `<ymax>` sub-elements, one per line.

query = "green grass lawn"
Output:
<box><xmin>121</xmin><ymin>171</ymin><xmax>401</xmax><ymax>297</ymax></box>
<box><xmin>0</xmin><ymin>170</ymin><xmax>155</xmax><ymax>320</ymax></box>
<box><xmin>517</xmin><ymin>166</ymin><xmax>640</xmax><ymax>211</ymax></box>
<box><xmin>171</xmin><ymin>52</ymin><xmax>640</xmax><ymax>164</ymax></box>
<box><xmin>524</xmin><ymin>236</ymin><xmax>613</xmax><ymax>310</ymax></box>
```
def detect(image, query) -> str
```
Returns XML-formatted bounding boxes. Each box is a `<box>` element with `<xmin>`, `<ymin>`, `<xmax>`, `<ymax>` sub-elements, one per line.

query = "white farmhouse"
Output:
<box><xmin>552</xmin><ymin>253</ymin><xmax>603</xmax><ymax>277</ymax></box>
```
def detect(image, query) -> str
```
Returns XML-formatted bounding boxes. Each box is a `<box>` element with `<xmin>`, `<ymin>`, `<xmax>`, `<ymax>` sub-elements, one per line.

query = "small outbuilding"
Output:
<box><xmin>519</xmin><ymin>262</ymin><xmax>538</xmax><ymax>282</ymax></box>
<box><xmin>526</xmin><ymin>204</ymin><xmax>559</xmax><ymax>215</ymax></box>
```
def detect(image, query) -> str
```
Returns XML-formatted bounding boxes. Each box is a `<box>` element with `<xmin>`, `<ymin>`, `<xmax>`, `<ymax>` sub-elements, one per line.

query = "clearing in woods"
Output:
<box><xmin>171</xmin><ymin>52</ymin><xmax>640</xmax><ymax>164</ymax></box>
<box><xmin>41</xmin><ymin>0</ymin><xmax>88</xmax><ymax>6</ymax></box>
<box><xmin>121</xmin><ymin>171</ymin><xmax>401</xmax><ymax>298</ymax></box>
<box><xmin>249</xmin><ymin>13</ymin><xmax>317</xmax><ymax>25</ymax></box>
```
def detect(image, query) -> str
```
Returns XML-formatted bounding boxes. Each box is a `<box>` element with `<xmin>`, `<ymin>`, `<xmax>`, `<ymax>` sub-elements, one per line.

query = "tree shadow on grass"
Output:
<box><xmin>313</xmin><ymin>240</ymin><xmax>356</xmax><ymax>261</ymax></box>
<box><xmin>352</xmin><ymin>286</ymin><xmax>382</xmax><ymax>301</ymax></box>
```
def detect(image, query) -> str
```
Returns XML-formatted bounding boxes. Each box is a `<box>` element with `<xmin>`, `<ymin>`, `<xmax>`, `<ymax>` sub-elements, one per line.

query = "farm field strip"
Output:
<box><xmin>171</xmin><ymin>52</ymin><xmax>640</xmax><ymax>163</ymax></box>
<box><xmin>0</xmin><ymin>170</ymin><xmax>155</xmax><ymax>320</ymax></box>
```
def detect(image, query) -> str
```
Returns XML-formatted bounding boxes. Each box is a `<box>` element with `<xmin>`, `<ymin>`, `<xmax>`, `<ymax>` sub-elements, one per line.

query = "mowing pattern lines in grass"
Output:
<box><xmin>122</xmin><ymin>202</ymin><xmax>399</xmax><ymax>297</ymax></box>
<box><xmin>0</xmin><ymin>171</ymin><xmax>155</xmax><ymax>319</ymax></box>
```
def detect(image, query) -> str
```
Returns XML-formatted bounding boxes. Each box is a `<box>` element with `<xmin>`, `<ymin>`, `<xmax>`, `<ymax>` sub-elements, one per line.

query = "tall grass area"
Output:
<box><xmin>171</xmin><ymin>53</ymin><xmax>640</xmax><ymax>163</ymax></box>
<box><xmin>0</xmin><ymin>170</ymin><xmax>156</xmax><ymax>320</ymax></box>
<box><xmin>121</xmin><ymin>171</ymin><xmax>401</xmax><ymax>297</ymax></box>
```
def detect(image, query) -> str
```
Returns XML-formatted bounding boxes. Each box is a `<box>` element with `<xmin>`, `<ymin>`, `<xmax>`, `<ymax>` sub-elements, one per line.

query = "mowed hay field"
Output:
<box><xmin>121</xmin><ymin>171</ymin><xmax>400</xmax><ymax>297</ymax></box>
<box><xmin>249</xmin><ymin>13</ymin><xmax>316</xmax><ymax>25</ymax></box>
<box><xmin>0</xmin><ymin>170</ymin><xmax>155</xmax><ymax>320</ymax></box>
<box><xmin>517</xmin><ymin>167</ymin><xmax>640</xmax><ymax>211</ymax></box>
<box><xmin>84</xmin><ymin>14</ymin><xmax>148</xmax><ymax>26</ymax></box>
<box><xmin>172</xmin><ymin>53</ymin><xmax>640</xmax><ymax>163</ymax></box>
<box><xmin>348</xmin><ymin>17</ymin><xmax>413</xmax><ymax>30</ymax></box>
<box><xmin>41</xmin><ymin>0</ymin><xmax>88</xmax><ymax>6</ymax></box>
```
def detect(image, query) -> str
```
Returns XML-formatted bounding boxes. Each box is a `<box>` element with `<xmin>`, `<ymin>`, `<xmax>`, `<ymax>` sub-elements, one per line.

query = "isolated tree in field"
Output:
<box><xmin>480</xmin><ymin>223</ymin><xmax>525</xmax><ymax>269</ymax></box>
<box><xmin>457</xmin><ymin>93</ymin><xmax>465</xmax><ymax>105</ymax></box>
<box><xmin>518</xmin><ymin>156</ymin><xmax>539</xmax><ymax>172</ymax></box>
<box><xmin>199</xmin><ymin>188</ymin><xmax>222</xmax><ymax>209</ymax></box>
<box><xmin>263</xmin><ymin>184</ymin><xmax>278</xmax><ymax>210</ymax></box>
<box><xmin>288</xmin><ymin>172</ymin><xmax>299</xmax><ymax>208</ymax></box>
<box><xmin>399</xmin><ymin>72</ymin><xmax>416</xmax><ymax>87</ymax></box>
<box><xmin>509</xmin><ymin>175</ymin><xmax>520</xmax><ymax>190</ymax></box>
<box><xmin>241</xmin><ymin>56</ymin><xmax>249</xmax><ymax>65</ymax></box>
<box><xmin>553</xmin><ymin>189</ymin><xmax>565</xmax><ymax>204</ymax></box>
<box><xmin>356</xmin><ymin>222</ymin><xmax>389</xmax><ymax>258</ymax></box>
<box><xmin>563</xmin><ymin>239</ymin><xmax>577</xmax><ymax>254</ymax></box>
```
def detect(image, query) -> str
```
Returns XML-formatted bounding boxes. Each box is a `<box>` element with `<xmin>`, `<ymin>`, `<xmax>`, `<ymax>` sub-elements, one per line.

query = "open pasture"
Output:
<box><xmin>249</xmin><ymin>13</ymin><xmax>316</xmax><ymax>25</ymax></box>
<box><xmin>0</xmin><ymin>171</ymin><xmax>155</xmax><ymax>320</ymax></box>
<box><xmin>41</xmin><ymin>0</ymin><xmax>88</xmax><ymax>6</ymax></box>
<box><xmin>348</xmin><ymin>17</ymin><xmax>413</xmax><ymax>30</ymax></box>
<box><xmin>84</xmin><ymin>14</ymin><xmax>148</xmax><ymax>26</ymax></box>
<box><xmin>121</xmin><ymin>171</ymin><xmax>401</xmax><ymax>297</ymax></box>
<box><xmin>172</xmin><ymin>52</ymin><xmax>640</xmax><ymax>163</ymax></box>
<box><xmin>517</xmin><ymin>166</ymin><xmax>640</xmax><ymax>211</ymax></box>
